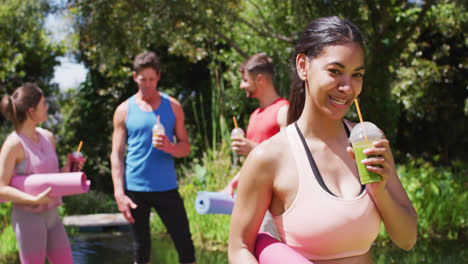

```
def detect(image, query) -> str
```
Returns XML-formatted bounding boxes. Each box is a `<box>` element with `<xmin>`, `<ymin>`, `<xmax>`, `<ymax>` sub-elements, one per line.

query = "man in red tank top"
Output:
<box><xmin>222</xmin><ymin>53</ymin><xmax>289</xmax><ymax>238</ymax></box>
<box><xmin>223</xmin><ymin>53</ymin><xmax>289</xmax><ymax>192</ymax></box>
<box><xmin>223</xmin><ymin>53</ymin><xmax>288</xmax><ymax>193</ymax></box>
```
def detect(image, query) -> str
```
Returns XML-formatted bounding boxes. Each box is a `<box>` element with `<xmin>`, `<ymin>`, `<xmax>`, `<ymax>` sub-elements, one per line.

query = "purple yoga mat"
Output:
<box><xmin>255</xmin><ymin>232</ymin><xmax>312</xmax><ymax>264</ymax></box>
<box><xmin>0</xmin><ymin>172</ymin><xmax>90</xmax><ymax>202</ymax></box>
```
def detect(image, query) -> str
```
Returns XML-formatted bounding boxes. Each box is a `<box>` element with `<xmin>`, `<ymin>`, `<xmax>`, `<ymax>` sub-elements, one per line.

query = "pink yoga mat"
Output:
<box><xmin>255</xmin><ymin>232</ymin><xmax>312</xmax><ymax>264</ymax></box>
<box><xmin>0</xmin><ymin>172</ymin><xmax>90</xmax><ymax>202</ymax></box>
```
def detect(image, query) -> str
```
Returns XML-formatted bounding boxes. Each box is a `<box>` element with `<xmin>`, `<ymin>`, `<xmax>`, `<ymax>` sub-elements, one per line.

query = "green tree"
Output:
<box><xmin>0</xmin><ymin>1</ymin><xmax>65</xmax><ymax>260</ymax></box>
<box><xmin>391</xmin><ymin>2</ymin><xmax>467</xmax><ymax>164</ymax></box>
<box><xmin>0</xmin><ymin>0</ymin><xmax>65</xmax><ymax>92</ymax></box>
<box><xmin>64</xmin><ymin>0</ymin><xmax>466</xmax><ymax>193</ymax></box>
<box><xmin>0</xmin><ymin>0</ymin><xmax>65</xmax><ymax>140</ymax></box>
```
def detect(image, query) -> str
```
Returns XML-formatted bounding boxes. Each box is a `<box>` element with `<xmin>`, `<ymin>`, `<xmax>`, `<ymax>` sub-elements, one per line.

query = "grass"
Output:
<box><xmin>150</xmin><ymin>141</ymin><xmax>236</xmax><ymax>251</ymax></box>
<box><xmin>0</xmin><ymin>225</ymin><xmax>18</xmax><ymax>263</ymax></box>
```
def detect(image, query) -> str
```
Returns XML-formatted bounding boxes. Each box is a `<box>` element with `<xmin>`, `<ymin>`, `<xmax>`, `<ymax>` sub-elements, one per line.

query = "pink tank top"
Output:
<box><xmin>13</xmin><ymin>128</ymin><xmax>62</xmax><ymax>213</ymax></box>
<box><xmin>273</xmin><ymin>123</ymin><xmax>381</xmax><ymax>260</ymax></box>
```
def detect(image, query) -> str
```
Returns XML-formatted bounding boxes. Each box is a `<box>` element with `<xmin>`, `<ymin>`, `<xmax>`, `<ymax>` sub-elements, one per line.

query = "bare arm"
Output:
<box><xmin>276</xmin><ymin>104</ymin><xmax>289</xmax><ymax>131</ymax></box>
<box><xmin>0</xmin><ymin>135</ymin><xmax>52</xmax><ymax>205</ymax></box>
<box><xmin>154</xmin><ymin>97</ymin><xmax>190</xmax><ymax>158</ymax></box>
<box><xmin>348</xmin><ymin>137</ymin><xmax>417</xmax><ymax>251</ymax></box>
<box><xmin>221</xmin><ymin>171</ymin><xmax>240</xmax><ymax>197</ymax></box>
<box><xmin>110</xmin><ymin>102</ymin><xmax>137</xmax><ymax>223</ymax></box>
<box><xmin>228</xmin><ymin>145</ymin><xmax>276</xmax><ymax>263</ymax></box>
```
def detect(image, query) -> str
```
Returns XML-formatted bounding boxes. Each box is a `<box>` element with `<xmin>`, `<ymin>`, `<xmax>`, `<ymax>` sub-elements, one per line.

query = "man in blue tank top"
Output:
<box><xmin>110</xmin><ymin>51</ymin><xmax>196</xmax><ymax>264</ymax></box>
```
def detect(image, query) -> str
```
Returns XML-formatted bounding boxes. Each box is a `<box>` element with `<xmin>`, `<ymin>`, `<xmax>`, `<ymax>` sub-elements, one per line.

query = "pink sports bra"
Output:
<box><xmin>273</xmin><ymin>123</ymin><xmax>382</xmax><ymax>260</ymax></box>
<box><xmin>13</xmin><ymin>128</ymin><xmax>62</xmax><ymax>213</ymax></box>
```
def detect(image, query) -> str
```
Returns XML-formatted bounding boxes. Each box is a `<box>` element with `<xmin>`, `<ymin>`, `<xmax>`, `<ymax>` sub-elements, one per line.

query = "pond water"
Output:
<box><xmin>70</xmin><ymin>231</ymin><xmax>467</xmax><ymax>264</ymax></box>
<box><xmin>70</xmin><ymin>231</ymin><xmax>226</xmax><ymax>264</ymax></box>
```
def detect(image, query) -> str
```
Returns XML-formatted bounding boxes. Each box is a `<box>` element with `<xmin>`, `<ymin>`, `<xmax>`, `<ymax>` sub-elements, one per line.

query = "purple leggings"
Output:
<box><xmin>11</xmin><ymin>207</ymin><xmax>73</xmax><ymax>264</ymax></box>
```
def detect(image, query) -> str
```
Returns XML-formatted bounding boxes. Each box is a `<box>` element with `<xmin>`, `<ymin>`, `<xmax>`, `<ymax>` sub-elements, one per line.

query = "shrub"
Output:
<box><xmin>62</xmin><ymin>190</ymin><xmax>119</xmax><ymax>215</ymax></box>
<box><xmin>0</xmin><ymin>225</ymin><xmax>18</xmax><ymax>263</ymax></box>
<box><xmin>151</xmin><ymin>141</ymin><xmax>236</xmax><ymax>250</ymax></box>
<box><xmin>398</xmin><ymin>157</ymin><xmax>467</xmax><ymax>239</ymax></box>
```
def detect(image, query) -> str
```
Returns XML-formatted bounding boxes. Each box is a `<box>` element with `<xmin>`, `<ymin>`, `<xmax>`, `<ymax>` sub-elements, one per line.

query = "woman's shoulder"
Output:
<box><xmin>247</xmin><ymin>130</ymin><xmax>289</xmax><ymax>170</ymax></box>
<box><xmin>2</xmin><ymin>132</ymin><xmax>23</xmax><ymax>153</ymax></box>
<box><xmin>240</xmin><ymin>129</ymin><xmax>294</xmax><ymax>196</ymax></box>
<box><xmin>260</xmin><ymin>128</ymin><xmax>289</xmax><ymax>152</ymax></box>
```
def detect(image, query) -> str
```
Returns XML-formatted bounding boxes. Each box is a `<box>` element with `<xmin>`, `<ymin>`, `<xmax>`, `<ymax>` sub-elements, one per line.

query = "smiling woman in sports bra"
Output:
<box><xmin>228</xmin><ymin>16</ymin><xmax>418</xmax><ymax>264</ymax></box>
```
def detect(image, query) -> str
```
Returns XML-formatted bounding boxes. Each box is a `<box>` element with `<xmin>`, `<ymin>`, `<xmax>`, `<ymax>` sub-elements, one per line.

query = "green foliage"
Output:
<box><xmin>62</xmin><ymin>191</ymin><xmax>119</xmax><ymax>215</ymax></box>
<box><xmin>0</xmin><ymin>0</ymin><xmax>65</xmax><ymax>159</ymax></box>
<box><xmin>54</xmin><ymin>79</ymin><xmax>117</xmax><ymax>192</ymax></box>
<box><xmin>0</xmin><ymin>0</ymin><xmax>65</xmax><ymax>93</ymax></box>
<box><xmin>0</xmin><ymin>123</ymin><xmax>13</xmax><ymax>149</ymax></box>
<box><xmin>372</xmin><ymin>237</ymin><xmax>468</xmax><ymax>264</ymax></box>
<box><xmin>398</xmin><ymin>157</ymin><xmax>467</xmax><ymax>239</ymax></box>
<box><xmin>391</xmin><ymin>2</ymin><xmax>468</xmax><ymax>164</ymax></box>
<box><xmin>62</xmin><ymin>1</ymin><xmax>467</xmax><ymax>192</ymax></box>
<box><xmin>0</xmin><ymin>202</ymin><xmax>17</xmax><ymax>262</ymax></box>
<box><xmin>0</xmin><ymin>225</ymin><xmax>18</xmax><ymax>264</ymax></box>
<box><xmin>0</xmin><ymin>203</ymin><xmax>12</xmax><ymax>233</ymax></box>
<box><xmin>150</xmin><ymin>141</ymin><xmax>237</xmax><ymax>250</ymax></box>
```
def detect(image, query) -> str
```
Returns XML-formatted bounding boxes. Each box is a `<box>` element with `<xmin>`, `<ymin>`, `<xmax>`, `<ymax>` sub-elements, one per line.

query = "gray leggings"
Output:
<box><xmin>11</xmin><ymin>207</ymin><xmax>73</xmax><ymax>264</ymax></box>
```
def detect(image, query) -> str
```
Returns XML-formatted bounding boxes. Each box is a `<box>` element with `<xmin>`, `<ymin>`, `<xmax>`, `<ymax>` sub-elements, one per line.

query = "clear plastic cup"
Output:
<box><xmin>349</xmin><ymin>122</ymin><xmax>383</xmax><ymax>184</ymax></box>
<box><xmin>70</xmin><ymin>151</ymin><xmax>83</xmax><ymax>172</ymax></box>
<box><xmin>152</xmin><ymin>122</ymin><xmax>165</xmax><ymax>148</ymax></box>
<box><xmin>231</xmin><ymin>128</ymin><xmax>245</xmax><ymax>166</ymax></box>
<box><xmin>230</xmin><ymin>128</ymin><xmax>245</xmax><ymax>139</ymax></box>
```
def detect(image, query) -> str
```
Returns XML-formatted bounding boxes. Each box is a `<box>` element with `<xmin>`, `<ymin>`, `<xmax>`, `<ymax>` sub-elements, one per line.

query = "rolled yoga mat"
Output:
<box><xmin>194</xmin><ymin>191</ymin><xmax>235</xmax><ymax>215</ymax></box>
<box><xmin>255</xmin><ymin>232</ymin><xmax>312</xmax><ymax>264</ymax></box>
<box><xmin>0</xmin><ymin>172</ymin><xmax>91</xmax><ymax>202</ymax></box>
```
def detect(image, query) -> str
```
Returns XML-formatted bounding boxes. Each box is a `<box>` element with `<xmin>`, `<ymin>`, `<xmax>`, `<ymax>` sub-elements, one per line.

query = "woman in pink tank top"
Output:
<box><xmin>229</xmin><ymin>17</ymin><xmax>418</xmax><ymax>263</ymax></box>
<box><xmin>0</xmin><ymin>83</ymin><xmax>84</xmax><ymax>264</ymax></box>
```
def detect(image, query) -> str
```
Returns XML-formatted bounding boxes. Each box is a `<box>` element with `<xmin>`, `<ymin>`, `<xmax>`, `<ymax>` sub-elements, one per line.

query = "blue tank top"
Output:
<box><xmin>125</xmin><ymin>93</ymin><xmax>177</xmax><ymax>191</ymax></box>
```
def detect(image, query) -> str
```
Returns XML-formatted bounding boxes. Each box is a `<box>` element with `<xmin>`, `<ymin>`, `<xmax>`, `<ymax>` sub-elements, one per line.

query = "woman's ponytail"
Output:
<box><xmin>0</xmin><ymin>83</ymin><xmax>43</xmax><ymax>130</ymax></box>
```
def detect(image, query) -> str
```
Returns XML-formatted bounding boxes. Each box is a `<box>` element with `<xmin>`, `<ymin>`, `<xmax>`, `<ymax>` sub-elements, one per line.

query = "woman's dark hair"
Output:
<box><xmin>287</xmin><ymin>16</ymin><xmax>364</xmax><ymax>124</ymax></box>
<box><xmin>133</xmin><ymin>51</ymin><xmax>160</xmax><ymax>74</ymax></box>
<box><xmin>0</xmin><ymin>83</ymin><xmax>44</xmax><ymax>130</ymax></box>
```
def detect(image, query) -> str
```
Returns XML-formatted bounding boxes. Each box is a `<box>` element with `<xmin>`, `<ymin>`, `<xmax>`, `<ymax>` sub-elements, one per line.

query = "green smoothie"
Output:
<box><xmin>353</xmin><ymin>141</ymin><xmax>382</xmax><ymax>184</ymax></box>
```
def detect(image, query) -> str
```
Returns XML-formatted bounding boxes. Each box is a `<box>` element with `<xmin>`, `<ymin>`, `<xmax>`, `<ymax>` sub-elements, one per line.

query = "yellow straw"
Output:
<box><xmin>354</xmin><ymin>99</ymin><xmax>368</xmax><ymax>142</ymax></box>
<box><xmin>354</xmin><ymin>99</ymin><xmax>364</xmax><ymax>123</ymax></box>
<box><xmin>233</xmin><ymin>116</ymin><xmax>238</xmax><ymax>128</ymax></box>
<box><xmin>76</xmin><ymin>141</ymin><xmax>83</xmax><ymax>152</ymax></box>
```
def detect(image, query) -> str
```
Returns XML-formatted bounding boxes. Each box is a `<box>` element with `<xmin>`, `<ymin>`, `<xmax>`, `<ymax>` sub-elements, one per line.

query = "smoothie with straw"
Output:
<box><xmin>352</xmin><ymin>140</ymin><xmax>382</xmax><ymax>184</ymax></box>
<box><xmin>231</xmin><ymin>128</ymin><xmax>245</xmax><ymax>139</ymax></box>
<box><xmin>152</xmin><ymin>115</ymin><xmax>165</xmax><ymax>148</ymax></box>
<box><xmin>349</xmin><ymin>122</ymin><xmax>383</xmax><ymax>185</ymax></box>
<box><xmin>231</xmin><ymin>116</ymin><xmax>244</xmax><ymax>138</ymax></box>
<box><xmin>231</xmin><ymin>116</ymin><xmax>244</xmax><ymax>166</ymax></box>
<box><xmin>70</xmin><ymin>141</ymin><xmax>83</xmax><ymax>172</ymax></box>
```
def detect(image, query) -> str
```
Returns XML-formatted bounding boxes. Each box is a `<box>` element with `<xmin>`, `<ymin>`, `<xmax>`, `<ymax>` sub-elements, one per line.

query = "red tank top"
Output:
<box><xmin>246</xmin><ymin>98</ymin><xmax>289</xmax><ymax>143</ymax></box>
